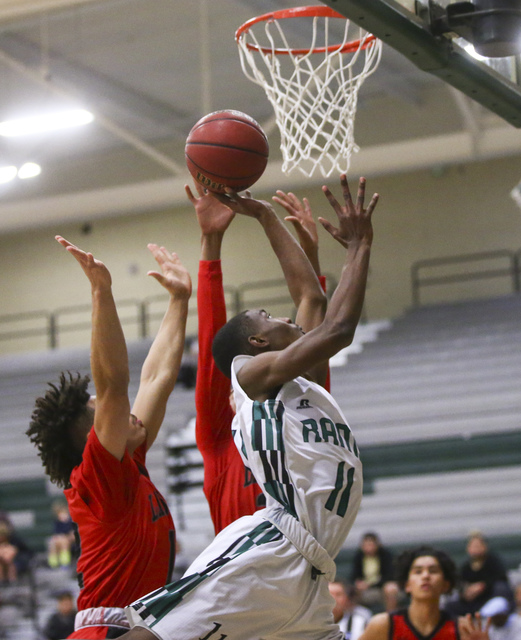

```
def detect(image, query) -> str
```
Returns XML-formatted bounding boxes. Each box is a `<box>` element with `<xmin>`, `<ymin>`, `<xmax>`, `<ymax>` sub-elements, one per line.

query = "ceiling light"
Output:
<box><xmin>0</xmin><ymin>166</ymin><xmax>17</xmax><ymax>184</ymax></box>
<box><xmin>0</xmin><ymin>109</ymin><xmax>94</xmax><ymax>137</ymax></box>
<box><xmin>18</xmin><ymin>162</ymin><xmax>41</xmax><ymax>179</ymax></box>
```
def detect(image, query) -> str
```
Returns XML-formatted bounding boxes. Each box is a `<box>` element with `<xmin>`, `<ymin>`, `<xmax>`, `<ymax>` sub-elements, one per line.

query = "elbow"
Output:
<box><xmin>327</xmin><ymin>319</ymin><xmax>357</xmax><ymax>349</ymax></box>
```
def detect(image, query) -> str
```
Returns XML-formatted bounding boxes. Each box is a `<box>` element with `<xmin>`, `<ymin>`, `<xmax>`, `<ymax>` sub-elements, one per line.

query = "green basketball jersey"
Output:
<box><xmin>231</xmin><ymin>355</ymin><xmax>363</xmax><ymax>559</ymax></box>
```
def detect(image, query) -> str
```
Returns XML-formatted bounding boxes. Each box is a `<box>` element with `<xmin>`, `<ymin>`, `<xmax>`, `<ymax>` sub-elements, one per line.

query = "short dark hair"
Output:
<box><xmin>395</xmin><ymin>545</ymin><xmax>457</xmax><ymax>591</ymax></box>
<box><xmin>330</xmin><ymin>578</ymin><xmax>357</xmax><ymax>600</ymax></box>
<box><xmin>27</xmin><ymin>372</ymin><xmax>92</xmax><ymax>489</ymax></box>
<box><xmin>212</xmin><ymin>310</ymin><xmax>258</xmax><ymax>378</ymax></box>
<box><xmin>362</xmin><ymin>532</ymin><xmax>380</xmax><ymax>543</ymax></box>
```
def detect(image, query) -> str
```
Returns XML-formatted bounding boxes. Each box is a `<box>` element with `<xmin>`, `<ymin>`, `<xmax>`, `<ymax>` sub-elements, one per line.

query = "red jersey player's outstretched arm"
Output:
<box><xmin>186</xmin><ymin>183</ymin><xmax>236</xmax><ymax>453</ymax></box>
<box><xmin>188</xmin><ymin>182</ymin><xmax>264</xmax><ymax>532</ymax></box>
<box><xmin>131</xmin><ymin>245</ymin><xmax>192</xmax><ymax>451</ymax></box>
<box><xmin>55</xmin><ymin>236</ymin><xmax>131</xmax><ymax>460</ymax></box>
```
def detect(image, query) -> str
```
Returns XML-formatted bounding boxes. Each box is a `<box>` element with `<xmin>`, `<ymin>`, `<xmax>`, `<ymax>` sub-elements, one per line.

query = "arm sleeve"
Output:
<box><xmin>195</xmin><ymin>260</ymin><xmax>235</xmax><ymax>454</ymax></box>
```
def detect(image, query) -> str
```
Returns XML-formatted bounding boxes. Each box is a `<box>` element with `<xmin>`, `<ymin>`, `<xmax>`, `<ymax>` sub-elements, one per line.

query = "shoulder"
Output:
<box><xmin>231</xmin><ymin>354</ymin><xmax>254</xmax><ymax>395</ymax></box>
<box><xmin>380</xmin><ymin>545</ymin><xmax>394</xmax><ymax>560</ymax></box>
<box><xmin>359</xmin><ymin>612</ymin><xmax>390</xmax><ymax>640</ymax></box>
<box><xmin>232</xmin><ymin>354</ymin><xmax>253</xmax><ymax>374</ymax></box>
<box><xmin>486</xmin><ymin>551</ymin><xmax>505</xmax><ymax>566</ymax></box>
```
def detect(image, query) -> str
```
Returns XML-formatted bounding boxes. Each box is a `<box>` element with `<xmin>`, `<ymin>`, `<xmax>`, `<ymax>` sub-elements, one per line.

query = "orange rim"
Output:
<box><xmin>235</xmin><ymin>5</ymin><xmax>377</xmax><ymax>56</ymax></box>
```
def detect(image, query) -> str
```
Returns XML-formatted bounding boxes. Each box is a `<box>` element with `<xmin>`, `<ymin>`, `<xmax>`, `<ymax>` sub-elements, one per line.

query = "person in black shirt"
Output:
<box><xmin>448</xmin><ymin>531</ymin><xmax>512</xmax><ymax>616</ymax></box>
<box><xmin>351</xmin><ymin>532</ymin><xmax>400</xmax><ymax>612</ymax></box>
<box><xmin>43</xmin><ymin>590</ymin><xmax>77</xmax><ymax>640</ymax></box>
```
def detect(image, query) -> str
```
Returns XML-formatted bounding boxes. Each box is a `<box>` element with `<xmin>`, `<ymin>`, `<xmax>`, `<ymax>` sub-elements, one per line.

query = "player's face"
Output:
<box><xmin>467</xmin><ymin>536</ymin><xmax>487</xmax><ymax>559</ymax></box>
<box><xmin>328</xmin><ymin>583</ymin><xmax>351</xmax><ymax>620</ymax></box>
<box><xmin>127</xmin><ymin>413</ymin><xmax>147</xmax><ymax>451</ymax></box>
<box><xmin>405</xmin><ymin>556</ymin><xmax>450</xmax><ymax>601</ymax></box>
<box><xmin>361</xmin><ymin>537</ymin><xmax>379</xmax><ymax>556</ymax></box>
<box><xmin>247</xmin><ymin>309</ymin><xmax>304</xmax><ymax>351</ymax></box>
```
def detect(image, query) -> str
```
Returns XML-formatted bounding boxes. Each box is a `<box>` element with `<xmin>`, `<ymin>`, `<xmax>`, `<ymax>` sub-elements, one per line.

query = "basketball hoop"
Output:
<box><xmin>236</xmin><ymin>6</ymin><xmax>383</xmax><ymax>178</ymax></box>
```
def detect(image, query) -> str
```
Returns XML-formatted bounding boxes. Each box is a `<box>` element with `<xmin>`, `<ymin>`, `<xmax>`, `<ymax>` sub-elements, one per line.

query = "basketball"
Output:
<box><xmin>185</xmin><ymin>110</ymin><xmax>269</xmax><ymax>193</ymax></box>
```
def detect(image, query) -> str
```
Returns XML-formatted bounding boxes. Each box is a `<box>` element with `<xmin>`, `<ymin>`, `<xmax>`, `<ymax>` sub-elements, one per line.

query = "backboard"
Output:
<box><xmin>319</xmin><ymin>0</ymin><xmax>521</xmax><ymax>127</ymax></box>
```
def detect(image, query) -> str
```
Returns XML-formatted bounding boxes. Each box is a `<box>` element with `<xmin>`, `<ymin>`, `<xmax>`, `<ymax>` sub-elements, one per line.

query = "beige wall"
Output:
<box><xmin>1</xmin><ymin>154</ymin><xmax>521</xmax><ymax>355</ymax></box>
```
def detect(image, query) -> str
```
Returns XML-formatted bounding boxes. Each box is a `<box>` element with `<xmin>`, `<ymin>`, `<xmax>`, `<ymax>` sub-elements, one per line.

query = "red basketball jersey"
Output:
<box><xmin>389</xmin><ymin>609</ymin><xmax>460</xmax><ymax>640</ymax></box>
<box><xmin>196</xmin><ymin>260</ymin><xmax>263</xmax><ymax>533</ymax></box>
<box><xmin>65</xmin><ymin>429</ymin><xmax>176</xmax><ymax>613</ymax></box>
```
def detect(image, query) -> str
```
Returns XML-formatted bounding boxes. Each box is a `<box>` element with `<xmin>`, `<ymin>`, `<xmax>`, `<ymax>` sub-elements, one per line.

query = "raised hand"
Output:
<box><xmin>147</xmin><ymin>244</ymin><xmax>192</xmax><ymax>300</ymax></box>
<box><xmin>55</xmin><ymin>235</ymin><xmax>112</xmax><ymax>290</ymax></box>
<box><xmin>185</xmin><ymin>181</ymin><xmax>235</xmax><ymax>236</ymax></box>
<box><xmin>212</xmin><ymin>188</ymin><xmax>276</xmax><ymax>220</ymax></box>
<box><xmin>319</xmin><ymin>175</ymin><xmax>378</xmax><ymax>249</ymax></box>
<box><xmin>273</xmin><ymin>190</ymin><xmax>320</xmax><ymax>276</ymax></box>
<box><xmin>458</xmin><ymin>614</ymin><xmax>491</xmax><ymax>640</ymax></box>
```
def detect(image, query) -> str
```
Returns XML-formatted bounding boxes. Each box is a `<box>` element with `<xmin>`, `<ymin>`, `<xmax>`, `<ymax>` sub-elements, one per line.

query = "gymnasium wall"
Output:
<box><xmin>0</xmin><ymin>153</ymin><xmax>520</xmax><ymax>355</ymax></box>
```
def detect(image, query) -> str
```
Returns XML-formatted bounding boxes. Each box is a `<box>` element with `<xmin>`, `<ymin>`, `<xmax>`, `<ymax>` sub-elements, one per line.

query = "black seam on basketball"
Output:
<box><xmin>191</xmin><ymin>117</ymin><xmax>267</xmax><ymax>138</ymax></box>
<box><xmin>185</xmin><ymin>155</ymin><xmax>265</xmax><ymax>181</ymax></box>
<box><xmin>185</xmin><ymin>142</ymin><xmax>268</xmax><ymax>158</ymax></box>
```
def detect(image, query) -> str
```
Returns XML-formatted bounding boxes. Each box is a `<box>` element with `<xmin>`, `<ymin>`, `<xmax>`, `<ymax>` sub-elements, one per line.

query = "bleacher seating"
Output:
<box><xmin>331</xmin><ymin>294</ymin><xmax>521</xmax><ymax>577</ymax></box>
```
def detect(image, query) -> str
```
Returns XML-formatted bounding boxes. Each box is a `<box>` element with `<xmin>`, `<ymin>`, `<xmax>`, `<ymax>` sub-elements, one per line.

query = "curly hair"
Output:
<box><xmin>26</xmin><ymin>372</ymin><xmax>92</xmax><ymax>489</ymax></box>
<box><xmin>395</xmin><ymin>545</ymin><xmax>457</xmax><ymax>591</ymax></box>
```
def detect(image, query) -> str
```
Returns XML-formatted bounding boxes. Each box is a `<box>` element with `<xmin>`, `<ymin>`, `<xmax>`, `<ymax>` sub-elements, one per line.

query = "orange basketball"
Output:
<box><xmin>185</xmin><ymin>110</ymin><xmax>269</xmax><ymax>193</ymax></box>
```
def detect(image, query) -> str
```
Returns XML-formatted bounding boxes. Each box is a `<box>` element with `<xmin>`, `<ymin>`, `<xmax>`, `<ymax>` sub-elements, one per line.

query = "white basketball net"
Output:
<box><xmin>237</xmin><ymin>11</ymin><xmax>383</xmax><ymax>178</ymax></box>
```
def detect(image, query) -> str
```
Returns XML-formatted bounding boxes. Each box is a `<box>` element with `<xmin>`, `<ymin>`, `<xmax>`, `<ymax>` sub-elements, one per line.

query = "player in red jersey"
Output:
<box><xmin>358</xmin><ymin>546</ymin><xmax>490</xmax><ymax>640</ymax></box>
<box><xmin>27</xmin><ymin>239</ymin><xmax>191</xmax><ymax>639</ymax></box>
<box><xmin>186</xmin><ymin>182</ymin><xmax>328</xmax><ymax>533</ymax></box>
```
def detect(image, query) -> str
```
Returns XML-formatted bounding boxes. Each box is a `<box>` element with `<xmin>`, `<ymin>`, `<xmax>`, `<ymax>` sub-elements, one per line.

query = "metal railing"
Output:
<box><xmin>4</xmin><ymin>250</ymin><xmax>518</xmax><ymax>353</ymax></box>
<box><xmin>411</xmin><ymin>249</ymin><xmax>521</xmax><ymax>307</ymax></box>
<box><xmin>0</xmin><ymin>279</ymin><xmax>301</xmax><ymax>352</ymax></box>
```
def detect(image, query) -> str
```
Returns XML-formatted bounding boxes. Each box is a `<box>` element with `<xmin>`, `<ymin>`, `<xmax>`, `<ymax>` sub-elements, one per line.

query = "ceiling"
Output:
<box><xmin>0</xmin><ymin>0</ymin><xmax>521</xmax><ymax>234</ymax></box>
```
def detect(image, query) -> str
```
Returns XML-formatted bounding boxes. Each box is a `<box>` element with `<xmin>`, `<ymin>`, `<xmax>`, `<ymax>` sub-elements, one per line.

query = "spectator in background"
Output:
<box><xmin>510</xmin><ymin>584</ymin><xmax>521</xmax><ymax>636</ymax></box>
<box><xmin>47</xmin><ymin>499</ymin><xmax>75</xmax><ymax>569</ymax></box>
<box><xmin>480</xmin><ymin>596</ymin><xmax>517</xmax><ymax>640</ymax></box>
<box><xmin>447</xmin><ymin>531</ymin><xmax>512</xmax><ymax>616</ymax></box>
<box><xmin>329</xmin><ymin>579</ymin><xmax>372</xmax><ymax>640</ymax></box>
<box><xmin>43</xmin><ymin>590</ymin><xmax>77</xmax><ymax>640</ymax></box>
<box><xmin>0</xmin><ymin>515</ymin><xmax>33</xmax><ymax>584</ymax></box>
<box><xmin>357</xmin><ymin>545</ymin><xmax>490</xmax><ymax>640</ymax></box>
<box><xmin>351</xmin><ymin>532</ymin><xmax>400</xmax><ymax>612</ymax></box>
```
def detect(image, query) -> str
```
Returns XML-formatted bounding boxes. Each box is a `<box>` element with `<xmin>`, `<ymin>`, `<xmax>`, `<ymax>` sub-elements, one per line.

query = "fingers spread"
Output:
<box><xmin>356</xmin><ymin>177</ymin><xmax>366</xmax><ymax>211</ymax></box>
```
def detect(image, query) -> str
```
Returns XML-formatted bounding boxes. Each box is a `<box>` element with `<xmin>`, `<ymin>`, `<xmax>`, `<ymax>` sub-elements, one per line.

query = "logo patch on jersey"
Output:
<box><xmin>296</xmin><ymin>398</ymin><xmax>312</xmax><ymax>409</ymax></box>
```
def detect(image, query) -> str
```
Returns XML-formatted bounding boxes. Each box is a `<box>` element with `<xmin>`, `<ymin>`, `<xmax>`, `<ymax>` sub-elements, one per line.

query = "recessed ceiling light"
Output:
<box><xmin>0</xmin><ymin>166</ymin><xmax>18</xmax><ymax>184</ymax></box>
<box><xmin>0</xmin><ymin>109</ymin><xmax>94</xmax><ymax>137</ymax></box>
<box><xmin>18</xmin><ymin>162</ymin><xmax>42</xmax><ymax>179</ymax></box>
<box><xmin>0</xmin><ymin>166</ymin><xmax>17</xmax><ymax>184</ymax></box>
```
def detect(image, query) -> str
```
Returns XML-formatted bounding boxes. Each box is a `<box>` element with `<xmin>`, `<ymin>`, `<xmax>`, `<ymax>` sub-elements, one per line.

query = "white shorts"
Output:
<box><xmin>126</xmin><ymin>512</ymin><xmax>343</xmax><ymax>640</ymax></box>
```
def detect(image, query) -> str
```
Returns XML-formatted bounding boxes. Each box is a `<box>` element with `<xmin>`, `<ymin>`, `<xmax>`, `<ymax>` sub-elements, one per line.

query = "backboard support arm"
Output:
<box><xmin>320</xmin><ymin>0</ymin><xmax>521</xmax><ymax>127</ymax></box>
